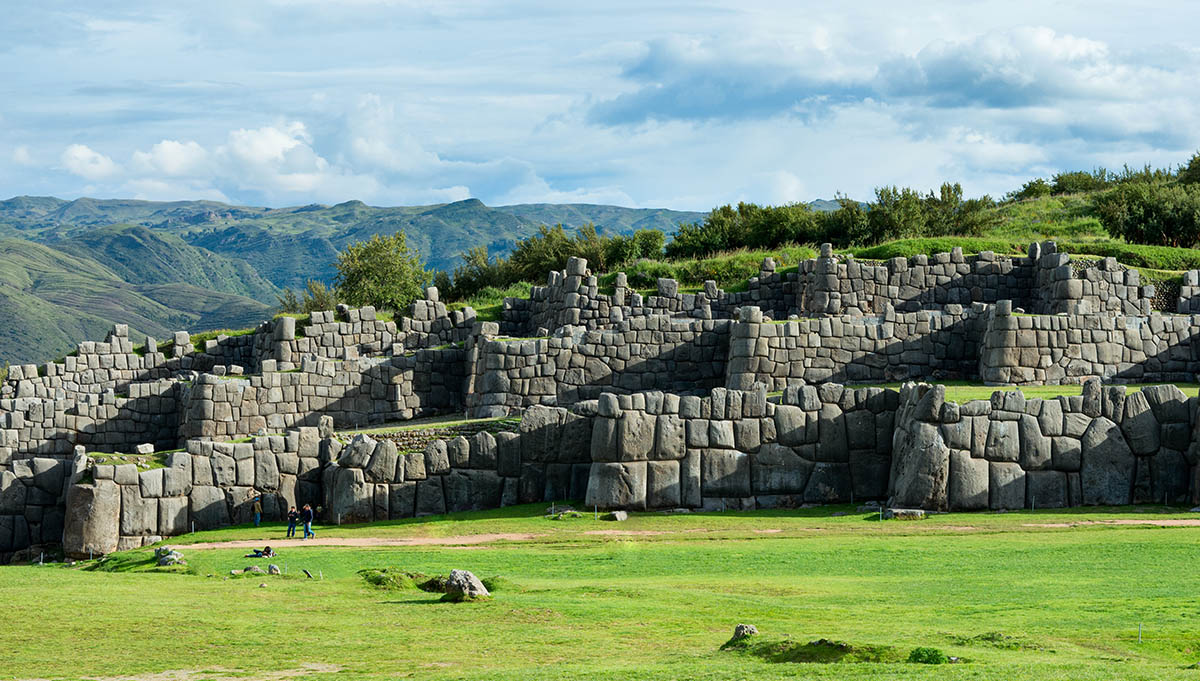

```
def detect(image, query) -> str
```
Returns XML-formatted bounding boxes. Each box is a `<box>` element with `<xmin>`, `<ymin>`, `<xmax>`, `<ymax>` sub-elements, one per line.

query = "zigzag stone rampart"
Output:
<box><xmin>3</xmin><ymin>240</ymin><xmax>1200</xmax><ymax>560</ymax></box>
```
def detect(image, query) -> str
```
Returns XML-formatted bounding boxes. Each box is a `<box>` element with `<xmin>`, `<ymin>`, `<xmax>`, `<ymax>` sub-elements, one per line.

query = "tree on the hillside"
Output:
<box><xmin>1181</xmin><ymin>152</ymin><xmax>1200</xmax><ymax>185</ymax></box>
<box><xmin>334</xmin><ymin>231</ymin><xmax>428</xmax><ymax>312</ymax></box>
<box><xmin>274</xmin><ymin>279</ymin><xmax>343</xmax><ymax>314</ymax></box>
<box><xmin>1096</xmin><ymin>182</ymin><xmax>1200</xmax><ymax>248</ymax></box>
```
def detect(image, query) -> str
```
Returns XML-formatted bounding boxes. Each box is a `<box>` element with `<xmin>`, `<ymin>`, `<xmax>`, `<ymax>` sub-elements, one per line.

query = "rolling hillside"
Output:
<box><xmin>0</xmin><ymin>239</ymin><xmax>272</xmax><ymax>365</ymax></box>
<box><xmin>0</xmin><ymin>195</ymin><xmax>706</xmax><ymax>366</ymax></box>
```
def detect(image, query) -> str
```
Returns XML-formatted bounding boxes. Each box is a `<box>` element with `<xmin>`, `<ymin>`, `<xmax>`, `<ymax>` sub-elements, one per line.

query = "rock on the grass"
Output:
<box><xmin>444</xmin><ymin>569</ymin><xmax>490</xmax><ymax>602</ymax></box>
<box><xmin>731</xmin><ymin>624</ymin><xmax>758</xmax><ymax>641</ymax></box>
<box><xmin>268</xmin><ymin>564</ymin><xmax>281</xmax><ymax>575</ymax></box>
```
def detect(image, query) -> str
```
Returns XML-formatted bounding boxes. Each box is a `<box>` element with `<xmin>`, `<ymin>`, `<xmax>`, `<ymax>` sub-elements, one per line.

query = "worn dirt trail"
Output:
<box><xmin>1025</xmin><ymin>518</ymin><xmax>1200</xmax><ymax>528</ymax></box>
<box><xmin>179</xmin><ymin>532</ymin><xmax>544</xmax><ymax>550</ymax></box>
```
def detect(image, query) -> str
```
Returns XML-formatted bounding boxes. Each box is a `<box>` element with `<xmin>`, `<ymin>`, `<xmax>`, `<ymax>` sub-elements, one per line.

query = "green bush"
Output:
<box><xmin>907</xmin><ymin>646</ymin><xmax>949</xmax><ymax>664</ymax></box>
<box><xmin>1008</xmin><ymin>178</ymin><xmax>1052</xmax><ymax>201</ymax></box>
<box><xmin>335</xmin><ymin>231</ymin><xmax>428</xmax><ymax>312</ymax></box>
<box><xmin>1096</xmin><ymin>182</ymin><xmax>1200</xmax><ymax>248</ymax></box>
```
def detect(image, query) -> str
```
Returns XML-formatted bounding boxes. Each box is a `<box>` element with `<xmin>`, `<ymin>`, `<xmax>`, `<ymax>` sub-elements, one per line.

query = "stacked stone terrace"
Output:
<box><xmin>4</xmin><ymin>240</ymin><xmax>1200</xmax><ymax>559</ymax></box>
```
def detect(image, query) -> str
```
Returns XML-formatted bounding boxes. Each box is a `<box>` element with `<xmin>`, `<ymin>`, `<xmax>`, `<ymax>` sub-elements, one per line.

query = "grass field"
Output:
<box><xmin>8</xmin><ymin>504</ymin><xmax>1200</xmax><ymax>680</ymax></box>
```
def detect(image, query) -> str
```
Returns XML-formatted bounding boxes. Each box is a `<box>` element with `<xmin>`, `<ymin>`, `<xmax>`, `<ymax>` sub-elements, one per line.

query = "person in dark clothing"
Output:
<box><xmin>286</xmin><ymin>506</ymin><xmax>299</xmax><ymax>538</ymax></box>
<box><xmin>252</xmin><ymin>496</ymin><xmax>263</xmax><ymax>528</ymax></box>
<box><xmin>301</xmin><ymin>504</ymin><xmax>315</xmax><ymax>540</ymax></box>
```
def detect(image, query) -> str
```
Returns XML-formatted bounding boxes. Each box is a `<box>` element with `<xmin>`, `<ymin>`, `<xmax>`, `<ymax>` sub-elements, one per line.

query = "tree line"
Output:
<box><xmin>278</xmin><ymin>151</ymin><xmax>1200</xmax><ymax>316</ymax></box>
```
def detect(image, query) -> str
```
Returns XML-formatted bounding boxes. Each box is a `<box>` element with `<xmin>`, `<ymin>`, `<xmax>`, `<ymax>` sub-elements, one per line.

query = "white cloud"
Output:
<box><xmin>11</xmin><ymin>145</ymin><xmax>33</xmax><ymax>165</ymax></box>
<box><xmin>131</xmin><ymin>140</ymin><xmax>208</xmax><ymax>176</ymax></box>
<box><xmin>61</xmin><ymin>144</ymin><xmax>119</xmax><ymax>180</ymax></box>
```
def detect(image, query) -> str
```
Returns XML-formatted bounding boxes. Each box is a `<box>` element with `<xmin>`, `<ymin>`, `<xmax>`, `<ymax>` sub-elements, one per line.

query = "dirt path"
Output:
<box><xmin>1024</xmin><ymin>519</ymin><xmax>1200</xmax><ymax>528</ymax></box>
<box><xmin>178</xmin><ymin>532</ymin><xmax>544</xmax><ymax>550</ymax></box>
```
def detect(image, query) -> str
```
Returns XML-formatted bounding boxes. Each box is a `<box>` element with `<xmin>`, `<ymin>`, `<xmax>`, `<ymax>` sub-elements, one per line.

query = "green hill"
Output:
<box><xmin>0</xmin><ymin>239</ymin><xmax>272</xmax><ymax>366</ymax></box>
<box><xmin>0</xmin><ymin>196</ymin><xmax>706</xmax><ymax>290</ymax></box>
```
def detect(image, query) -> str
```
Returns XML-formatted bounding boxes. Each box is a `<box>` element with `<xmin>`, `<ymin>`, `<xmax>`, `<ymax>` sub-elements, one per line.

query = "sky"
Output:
<box><xmin>1</xmin><ymin>1</ymin><xmax>1198</xmax><ymax>211</ymax></box>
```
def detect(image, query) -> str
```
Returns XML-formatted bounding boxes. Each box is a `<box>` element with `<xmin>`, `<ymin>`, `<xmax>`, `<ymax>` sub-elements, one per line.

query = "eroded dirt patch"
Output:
<box><xmin>181</xmin><ymin>533</ymin><xmax>544</xmax><ymax>550</ymax></box>
<box><xmin>1025</xmin><ymin>519</ymin><xmax>1200</xmax><ymax>528</ymax></box>
<box><xmin>71</xmin><ymin>662</ymin><xmax>342</xmax><ymax>681</ymax></box>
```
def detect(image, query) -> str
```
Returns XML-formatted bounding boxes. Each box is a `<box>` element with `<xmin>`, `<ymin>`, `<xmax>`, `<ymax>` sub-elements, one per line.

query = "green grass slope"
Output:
<box><xmin>50</xmin><ymin>224</ymin><xmax>280</xmax><ymax>302</ymax></box>
<box><xmin>0</xmin><ymin>239</ymin><xmax>272</xmax><ymax>365</ymax></box>
<box><xmin>8</xmin><ymin>505</ymin><xmax>1200</xmax><ymax>679</ymax></box>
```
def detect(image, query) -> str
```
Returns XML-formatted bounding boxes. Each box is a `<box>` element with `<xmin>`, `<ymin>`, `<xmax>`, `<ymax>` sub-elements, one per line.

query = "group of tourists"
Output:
<box><xmin>250</xmin><ymin>496</ymin><xmax>316</xmax><ymax>540</ymax></box>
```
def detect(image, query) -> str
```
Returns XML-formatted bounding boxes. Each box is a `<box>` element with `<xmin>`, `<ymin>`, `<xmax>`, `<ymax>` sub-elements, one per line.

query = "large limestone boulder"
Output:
<box><xmin>327</xmin><ymin>465</ymin><xmax>372</xmax><ymax>523</ymax></box>
<box><xmin>1120</xmin><ymin>391</ymin><xmax>1160</xmax><ymax>456</ymax></box>
<box><xmin>584</xmin><ymin>462</ymin><xmax>647</xmax><ymax>510</ymax></box>
<box><xmin>444</xmin><ymin>569</ymin><xmax>490</xmax><ymax>602</ymax></box>
<box><xmin>62</xmin><ymin>481</ymin><xmax>121</xmax><ymax>558</ymax></box>
<box><xmin>1080</xmin><ymin>417</ymin><xmax>1135</xmax><ymax>505</ymax></box>
<box><xmin>989</xmin><ymin>462</ymin><xmax>1025</xmax><ymax>510</ymax></box>
<box><xmin>750</xmin><ymin>443</ymin><xmax>812</xmax><ymax>496</ymax></box>
<box><xmin>338</xmin><ymin>434</ymin><xmax>376</xmax><ymax>469</ymax></box>
<box><xmin>701</xmin><ymin>450</ymin><xmax>751</xmax><ymax>498</ymax></box>
<box><xmin>949</xmin><ymin>450</ymin><xmax>988</xmax><ymax>510</ymax></box>
<box><xmin>890</xmin><ymin>422</ymin><xmax>950</xmax><ymax>510</ymax></box>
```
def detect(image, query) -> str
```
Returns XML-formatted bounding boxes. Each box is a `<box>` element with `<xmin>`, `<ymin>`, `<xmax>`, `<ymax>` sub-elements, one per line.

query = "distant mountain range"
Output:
<box><xmin>0</xmin><ymin>196</ymin><xmax>708</xmax><ymax>365</ymax></box>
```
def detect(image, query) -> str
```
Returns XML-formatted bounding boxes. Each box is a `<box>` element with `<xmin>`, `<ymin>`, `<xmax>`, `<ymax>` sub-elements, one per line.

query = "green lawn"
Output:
<box><xmin>8</xmin><ymin>505</ymin><xmax>1200</xmax><ymax>680</ymax></box>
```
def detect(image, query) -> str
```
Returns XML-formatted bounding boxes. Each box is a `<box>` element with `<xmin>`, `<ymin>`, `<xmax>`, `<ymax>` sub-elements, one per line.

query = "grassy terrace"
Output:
<box><xmin>835</xmin><ymin>380</ymin><xmax>1200</xmax><ymax>403</ymax></box>
<box><xmin>9</xmin><ymin>504</ymin><xmax>1200</xmax><ymax>679</ymax></box>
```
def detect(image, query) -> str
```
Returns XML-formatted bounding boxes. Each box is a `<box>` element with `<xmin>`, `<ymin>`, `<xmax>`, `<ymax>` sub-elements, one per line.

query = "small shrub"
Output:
<box><xmin>908</xmin><ymin>646</ymin><xmax>949</xmax><ymax>664</ymax></box>
<box><xmin>358</xmin><ymin>568</ymin><xmax>430</xmax><ymax>590</ymax></box>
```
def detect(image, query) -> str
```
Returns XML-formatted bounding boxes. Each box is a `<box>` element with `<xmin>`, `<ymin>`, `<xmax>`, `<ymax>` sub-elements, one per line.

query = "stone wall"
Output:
<box><xmin>889</xmin><ymin>380</ymin><xmax>1196</xmax><ymax>511</ymax></box>
<box><xmin>1</xmin><ymin>451</ymin><xmax>78</xmax><ymax>559</ymax></box>
<box><xmin>466</xmin><ymin>316</ymin><xmax>732</xmax><ymax>417</ymax></box>
<box><xmin>726</xmin><ymin>305</ymin><xmax>987</xmax><ymax>391</ymax></box>
<box><xmin>177</xmin><ymin>350</ymin><xmax>466</xmax><ymax>440</ymax></box>
<box><xmin>322</xmin><ymin>403</ymin><xmax>592</xmax><ymax>523</ymax></box>
<box><xmin>60</xmin><ymin>427</ymin><xmax>324</xmax><ymax>558</ymax></box>
<box><xmin>583</xmin><ymin>384</ymin><xmax>898</xmax><ymax>510</ymax></box>
<box><xmin>977</xmin><ymin>302</ymin><xmax>1200</xmax><ymax>385</ymax></box>
<box><xmin>1</xmin><ymin>379</ymin><xmax>184</xmax><ymax>458</ymax></box>
<box><xmin>1031</xmin><ymin>242</ymin><xmax>1153</xmax><ymax>315</ymax></box>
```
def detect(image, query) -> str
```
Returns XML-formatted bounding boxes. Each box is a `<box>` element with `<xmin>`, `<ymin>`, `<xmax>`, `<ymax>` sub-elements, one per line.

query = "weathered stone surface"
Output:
<box><xmin>364</xmin><ymin>440</ymin><xmax>398</xmax><ymax>483</ymax></box>
<box><xmin>158</xmin><ymin>496</ymin><xmax>189</xmax><ymax>536</ymax></box>
<box><xmin>848</xmin><ymin>449</ymin><xmax>890</xmax><ymax>499</ymax></box>
<box><xmin>654</xmin><ymin>415</ymin><xmax>685</xmax><ymax>460</ymax></box>
<box><xmin>415</xmin><ymin>477</ymin><xmax>446</xmax><ymax>516</ymax></box>
<box><xmin>585</xmin><ymin>462</ymin><xmax>647</xmax><ymax>510</ymax></box>
<box><xmin>1026</xmin><ymin>470</ymin><xmax>1068</xmax><ymax>509</ymax></box>
<box><xmin>1051</xmin><ymin>436</ymin><xmax>1082</xmax><ymax>471</ymax></box>
<box><xmin>62</xmin><ymin>481</ymin><xmax>120</xmax><ymax>557</ymax></box>
<box><xmin>701</xmin><ymin>450</ymin><xmax>751</xmax><ymax>498</ymax></box>
<box><xmin>120</xmin><ymin>485</ymin><xmax>157</xmax><ymax>535</ymax></box>
<box><xmin>255</xmin><ymin>448</ymin><xmax>282</xmax><ymax>489</ymax></box>
<box><xmin>750</xmin><ymin>443</ymin><xmax>812</xmax><ymax>496</ymax></box>
<box><xmin>774</xmin><ymin>405</ymin><xmax>808</xmax><ymax>446</ymax></box>
<box><xmin>338</xmin><ymin>434</ymin><xmax>375</xmax><ymax>468</ymax></box>
<box><xmin>444</xmin><ymin>470</ymin><xmax>504</xmax><ymax>512</ymax></box>
<box><xmin>424</xmin><ymin>440</ymin><xmax>450</xmax><ymax>475</ymax></box>
<box><xmin>984</xmin><ymin>420</ymin><xmax>1019</xmax><ymax>462</ymax></box>
<box><xmin>388</xmin><ymin>482</ymin><xmax>416</xmax><ymax>518</ymax></box>
<box><xmin>949</xmin><ymin>450</ymin><xmax>988</xmax><ymax>510</ymax></box>
<box><xmin>327</xmin><ymin>465</ymin><xmax>372</xmax><ymax>524</ymax></box>
<box><xmin>495</xmin><ymin>431</ymin><xmax>521</xmax><ymax>477</ymax></box>
<box><xmin>647</xmin><ymin>460</ymin><xmax>681</xmax><ymax>508</ymax></box>
<box><xmin>1120</xmin><ymin>390</ymin><xmax>1160</xmax><ymax>456</ymax></box>
<box><xmin>1019</xmin><ymin>414</ymin><xmax>1051</xmax><ymax>470</ymax></box>
<box><xmin>816</xmin><ymin>404</ymin><xmax>848</xmax><ymax>462</ymax></box>
<box><xmin>890</xmin><ymin>422</ymin><xmax>949</xmax><ymax>510</ymax></box>
<box><xmin>444</xmin><ymin>569</ymin><xmax>490</xmax><ymax>601</ymax></box>
<box><xmin>138</xmin><ymin>468</ymin><xmax>163</xmax><ymax>498</ymax></box>
<box><xmin>469</xmin><ymin>432</ymin><xmax>498</xmax><ymax>469</ymax></box>
<box><xmin>447</xmin><ymin>436</ymin><xmax>471</xmax><ymax>468</ymax></box>
<box><xmin>989</xmin><ymin>461</ymin><xmax>1026</xmax><ymax>510</ymax></box>
<box><xmin>189</xmin><ymin>485</ymin><xmax>229</xmax><ymax>529</ymax></box>
<box><xmin>0</xmin><ymin>471</ymin><xmax>27</xmax><ymax>514</ymax></box>
<box><xmin>803</xmin><ymin>462</ymin><xmax>851</xmax><ymax>503</ymax></box>
<box><xmin>1080</xmin><ymin>417</ymin><xmax>1135</xmax><ymax>506</ymax></box>
<box><xmin>681</xmin><ymin>451</ymin><xmax>702</xmax><ymax>508</ymax></box>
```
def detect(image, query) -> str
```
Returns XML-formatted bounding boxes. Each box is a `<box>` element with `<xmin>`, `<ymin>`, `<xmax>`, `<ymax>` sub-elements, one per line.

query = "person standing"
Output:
<box><xmin>252</xmin><ymin>496</ymin><xmax>263</xmax><ymax>528</ymax></box>
<box><xmin>301</xmin><ymin>504</ymin><xmax>314</xmax><ymax>540</ymax></box>
<box><xmin>286</xmin><ymin>506</ymin><xmax>299</xmax><ymax>538</ymax></box>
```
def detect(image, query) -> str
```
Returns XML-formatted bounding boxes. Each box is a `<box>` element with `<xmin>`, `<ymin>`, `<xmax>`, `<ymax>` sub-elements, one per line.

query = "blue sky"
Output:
<box><xmin>1</xmin><ymin>1</ymin><xmax>1198</xmax><ymax>211</ymax></box>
